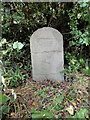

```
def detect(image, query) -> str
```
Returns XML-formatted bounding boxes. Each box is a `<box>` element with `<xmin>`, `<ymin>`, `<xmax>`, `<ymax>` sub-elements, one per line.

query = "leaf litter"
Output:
<box><xmin>9</xmin><ymin>74</ymin><xmax>89</xmax><ymax>118</ymax></box>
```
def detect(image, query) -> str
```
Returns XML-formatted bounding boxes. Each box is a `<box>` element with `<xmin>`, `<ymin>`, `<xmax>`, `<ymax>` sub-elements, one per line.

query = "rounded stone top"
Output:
<box><xmin>30</xmin><ymin>27</ymin><xmax>63</xmax><ymax>40</ymax></box>
<box><xmin>30</xmin><ymin>27</ymin><xmax>63</xmax><ymax>53</ymax></box>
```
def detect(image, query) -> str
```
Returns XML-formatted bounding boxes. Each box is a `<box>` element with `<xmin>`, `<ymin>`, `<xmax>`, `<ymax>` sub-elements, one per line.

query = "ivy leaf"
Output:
<box><xmin>13</xmin><ymin>41</ymin><xmax>18</xmax><ymax>49</ymax></box>
<box><xmin>18</xmin><ymin>42</ymin><xmax>24</xmax><ymax>50</ymax></box>
<box><xmin>13</xmin><ymin>41</ymin><xmax>24</xmax><ymax>50</ymax></box>
<box><xmin>1</xmin><ymin>38</ymin><xmax>7</xmax><ymax>45</ymax></box>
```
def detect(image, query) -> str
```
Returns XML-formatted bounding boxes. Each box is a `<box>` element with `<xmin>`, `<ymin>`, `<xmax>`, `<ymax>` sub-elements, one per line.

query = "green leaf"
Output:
<box><xmin>53</xmin><ymin>94</ymin><xmax>64</xmax><ymax>105</ymax></box>
<box><xmin>1</xmin><ymin>106</ymin><xmax>10</xmax><ymax>114</ymax></box>
<box><xmin>80</xmin><ymin>58</ymin><xmax>84</xmax><ymax>65</ymax></box>
<box><xmin>18</xmin><ymin>42</ymin><xmax>24</xmax><ymax>50</ymax></box>
<box><xmin>4</xmin><ymin>23</ymin><xmax>10</xmax><ymax>28</ymax></box>
<box><xmin>2</xmin><ymin>50</ymin><xmax>8</xmax><ymax>55</ymax></box>
<box><xmin>75</xmin><ymin>88</ymin><xmax>77</xmax><ymax>93</ymax></box>
<box><xmin>10</xmin><ymin>96</ymin><xmax>15</xmax><ymax>103</ymax></box>
<box><xmin>0</xmin><ymin>43</ymin><xmax>2</xmax><ymax>47</ymax></box>
<box><xmin>85</xmin><ymin>39</ymin><xmax>89</xmax><ymax>46</ymax></box>
<box><xmin>0</xmin><ymin>93</ymin><xmax>10</xmax><ymax>105</ymax></box>
<box><xmin>1</xmin><ymin>38</ymin><xmax>7</xmax><ymax>44</ymax></box>
<box><xmin>47</xmin><ymin>105</ymin><xmax>51</xmax><ymax>111</ymax></box>
<box><xmin>37</xmin><ymin>11</ymin><xmax>41</xmax><ymax>16</ymax></box>
<box><xmin>41</xmin><ymin>91</ymin><xmax>46</xmax><ymax>98</ymax></box>
<box><xmin>12</xmin><ymin>14</ymin><xmax>17</xmax><ymax>19</ymax></box>
<box><xmin>73</xmin><ymin>108</ymin><xmax>88</xmax><ymax>118</ymax></box>
<box><xmin>43</xmin><ymin>87</ymin><xmax>46</xmax><ymax>92</ymax></box>
<box><xmin>80</xmin><ymin>2</ymin><xmax>87</xmax><ymax>7</ymax></box>
<box><xmin>13</xmin><ymin>41</ymin><xmax>24</xmax><ymax>50</ymax></box>
<box><xmin>13</xmin><ymin>41</ymin><xmax>18</xmax><ymax>49</ymax></box>
<box><xmin>54</xmin><ymin>105</ymin><xmax>63</xmax><ymax>111</ymax></box>
<box><xmin>32</xmin><ymin>110</ymin><xmax>54</xmax><ymax>118</ymax></box>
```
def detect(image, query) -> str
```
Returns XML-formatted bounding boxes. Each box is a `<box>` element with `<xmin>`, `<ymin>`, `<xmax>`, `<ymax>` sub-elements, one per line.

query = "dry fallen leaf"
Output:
<box><xmin>57</xmin><ymin>80</ymin><xmax>60</xmax><ymax>84</ymax></box>
<box><xmin>32</xmin><ymin>101</ymin><xmax>36</xmax><ymax>106</ymax></box>
<box><xmin>11</xmin><ymin>112</ymin><xmax>15</xmax><ymax>116</ymax></box>
<box><xmin>77</xmin><ymin>90</ymin><xmax>83</xmax><ymax>103</ymax></box>
<box><xmin>88</xmin><ymin>96</ymin><xmax>90</xmax><ymax>101</ymax></box>
<box><xmin>66</xmin><ymin>105</ymin><xmax>74</xmax><ymax>115</ymax></box>
<box><xmin>64</xmin><ymin>92</ymin><xmax>66</xmax><ymax>97</ymax></box>
<box><xmin>71</xmin><ymin>100</ymin><xmax>77</xmax><ymax>109</ymax></box>
<box><xmin>27</xmin><ymin>100</ymin><xmax>31</xmax><ymax>105</ymax></box>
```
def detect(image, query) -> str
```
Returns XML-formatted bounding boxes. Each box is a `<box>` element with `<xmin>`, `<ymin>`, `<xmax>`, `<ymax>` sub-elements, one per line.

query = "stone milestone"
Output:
<box><xmin>30</xmin><ymin>27</ymin><xmax>64</xmax><ymax>82</ymax></box>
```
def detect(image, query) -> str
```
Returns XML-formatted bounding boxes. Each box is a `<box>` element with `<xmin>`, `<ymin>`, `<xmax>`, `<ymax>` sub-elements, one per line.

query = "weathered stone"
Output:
<box><xmin>30</xmin><ymin>27</ymin><xmax>64</xmax><ymax>81</ymax></box>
